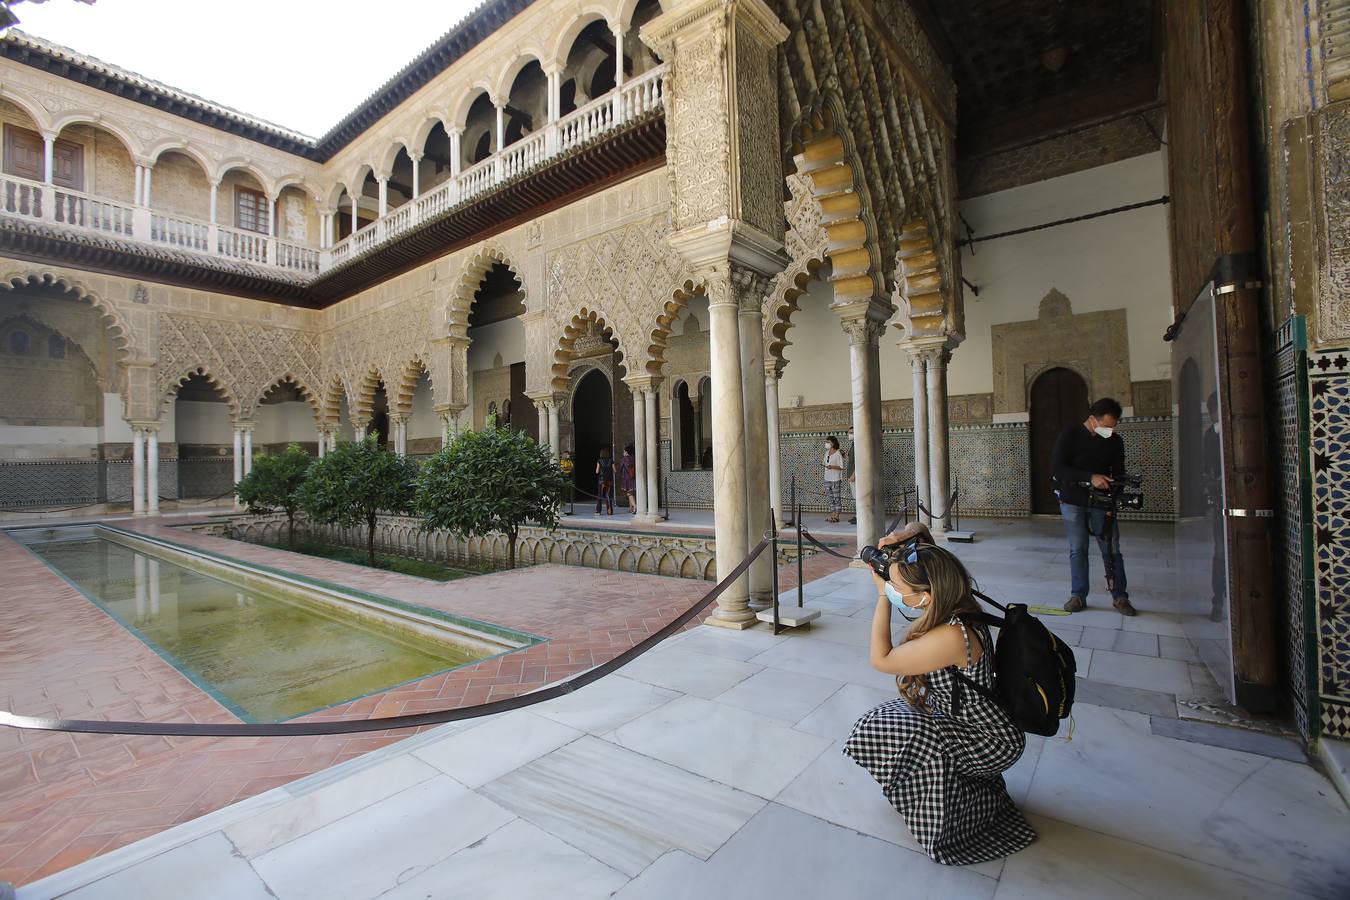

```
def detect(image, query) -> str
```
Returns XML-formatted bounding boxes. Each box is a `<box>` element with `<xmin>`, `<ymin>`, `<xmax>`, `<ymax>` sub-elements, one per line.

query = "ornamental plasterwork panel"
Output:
<box><xmin>323</xmin><ymin>290</ymin><xmax>436</xmax><ymax>409</ymax></box>
<box><xmin>763</xmin><ymin>173</ymin><xmax>829</xmax><ymax>361</ymax></box>
<box><xmin>1316</xmin><ymin>101</ymin><xmax>1350</xmax><ymax>343</ymax></box>
<box><xmin>546</xmin><ymin>213</ymin><xmax>694</xmax><ymax>372</ymax></box>
<box><xmin>156</xmin><ymin>313</ymin><xmax>321</xmax><ymax>420</ymax></box>
<box><xmin>664</xmin><ymin>34</ymin><xmax>731</xmax><ymax>229</ymax></box>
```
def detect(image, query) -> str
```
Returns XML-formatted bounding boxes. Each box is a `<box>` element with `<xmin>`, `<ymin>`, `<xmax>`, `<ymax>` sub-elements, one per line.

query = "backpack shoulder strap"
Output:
<box><xmin>951</xmin><ymin>668</ymin><xmax>1003</xmax><ymax>708</ymax></box>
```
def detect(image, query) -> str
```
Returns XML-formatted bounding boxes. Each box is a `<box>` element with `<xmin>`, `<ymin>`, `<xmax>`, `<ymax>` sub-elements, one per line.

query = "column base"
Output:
<box><xmin>633</xmin><ymin>513</ymin><xmax>665</xmax><ymax>525</ymax></box>
<box><xmin>703</xmin><ymin>614</ymin><xmax>760</xmax><ymax>631</ymax></box>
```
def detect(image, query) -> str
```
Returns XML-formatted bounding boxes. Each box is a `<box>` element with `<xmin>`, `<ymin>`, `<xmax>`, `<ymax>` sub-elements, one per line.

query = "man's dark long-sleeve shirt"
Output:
<box><xmin>1051</xmin><ymin>423</ymin><xmax>1126</xmax><ymax>507</ymax></box>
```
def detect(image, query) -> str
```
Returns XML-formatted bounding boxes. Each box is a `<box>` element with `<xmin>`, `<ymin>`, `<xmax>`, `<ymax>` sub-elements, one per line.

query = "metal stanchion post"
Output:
<box><xmin>770</xmin><ymin>507</ymin><xmax>781</xmax><ymax>635</ymax></box>
<box><xmin>796</xmin><ymin>497</ymin><xmax>804</xmax><ymax>608</ymax></box>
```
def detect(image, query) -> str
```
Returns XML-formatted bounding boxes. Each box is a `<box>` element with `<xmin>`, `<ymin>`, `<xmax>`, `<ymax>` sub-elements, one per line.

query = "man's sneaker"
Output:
<box><xmin>1113</xmin><ymin>594</ymin><xmax>1138</xmax><ymax>617</ymax></box>
<box><xmin>1064</xmin><ymin>596</ymin><xmax>1085</xmax><ymax>613</ymax></box>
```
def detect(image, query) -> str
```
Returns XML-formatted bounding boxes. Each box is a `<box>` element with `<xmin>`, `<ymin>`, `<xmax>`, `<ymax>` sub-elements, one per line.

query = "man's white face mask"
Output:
<box><xmin>1094</xmin><ymin>425</ymin><xmax>1114</xmax><ymax>439</ymax></box>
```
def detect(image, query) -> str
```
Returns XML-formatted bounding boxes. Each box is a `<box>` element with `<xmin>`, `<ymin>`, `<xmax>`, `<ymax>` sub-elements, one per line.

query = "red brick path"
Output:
<box><xmin>0</xmin><ymin>518</ymin><xmax>849</xmax><ymax>885</ymax></box>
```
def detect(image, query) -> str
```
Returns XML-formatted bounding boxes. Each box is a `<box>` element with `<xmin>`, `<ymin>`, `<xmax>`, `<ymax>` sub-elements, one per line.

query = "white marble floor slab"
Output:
<box><xmin>714</xmin><ymin>666</ymin><xmax>844</xmax><ymax>723</ymax></box>
<box><xmin>410</xmin><ymin>711</ymin><xmax>581</xmax><ymax>787</ymax></box>
<box><xmin>620</xmin><ymin>645</ymin><xmax>762</xmax><ymax>698</ymax></box>
<box><xmin>747</xmin><ymin>633</ymin><xmax>898</xmax><ymax>690</ymax></box>
<box><xmin>61</xmin><ymin>833</ymin><xmax>273</xmax><ymax>900</ymax></box>
<box><xmin>1023</xmin><ymin>704</ymin><xmax>1350</xmax><ymax>893</ymax></box>
<box><xmin>223</xmin><ymin>753</ymin><xmax>439</xmax><ymax>859</ymax></box>
<box><xmin>673</xmin><ymin>624</ymin><xmax>788</xmax><ymax>661</ymax></box>
<box><xmin>613</xmin><ymin>803</ymin><xmax>999</xmax><ymax>900</ymax></box>
<box><xmin>479</xmin><ymin>734</ymin><xmax>764</xmax><ymax>877</ymax></box>
<box><xmin>791</xmin><ymin>682</ymin><xmax>897</xmax><ymax>739</ymax></box>
<box><xmin>609</xmin><ymin>695</ymin><xmax>832</xmax><ymax>799</ymax></box>
<box><xmin>1086</xmin><ymin>647</ymin><xmax>1192</xmax><ymax>694</ymax></box>
<box><xmin>795</xmin><ymin>611</ymin><xmax>888</xmax><ymax>646</ymax></box>
<box><xmin>530</xmin><ymin>673</ymin><xmax>679</xmax><ymax>735</ymax></box>
<box><xmin>378</xmin><ymin>817</ymin><xmax>627</xmax><ymax>900</ymax></box>
<box><xmin>249</xmin><ymin>775</ymin><xmax>515</xmax><ymax>900</ymax></box>
<box><xmin>993</xmin><ymin>814</ymin><xmax>1315</xmax><ymax>900</ymax></box>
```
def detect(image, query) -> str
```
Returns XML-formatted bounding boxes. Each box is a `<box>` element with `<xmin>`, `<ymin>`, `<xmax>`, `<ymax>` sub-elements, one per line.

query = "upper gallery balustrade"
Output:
<box><xmin>0</xmin><ymin>64</ymin><xmax>665</xmax><ymax>279</ymax></box>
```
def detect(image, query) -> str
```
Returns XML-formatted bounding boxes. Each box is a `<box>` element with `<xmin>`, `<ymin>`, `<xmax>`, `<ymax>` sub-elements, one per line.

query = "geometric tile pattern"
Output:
<box><xmin>0</xmin><ymin>459</ymin><xmax>101</xmax><ymax>507</ymax></box>
<box><xmin>1309</xmin><ymin>344</ymin><xmax>1350</xmax><ymax>738</ymax></box>
<box><xmin>663</xmin><ymin>420</ymin><xmax>1175</xmax><ymax>523</ymax></box>
<box><xmin>1273</xmin><ymin>316</ymin><xmax>1317</xmax><ymax>740</ymax></box>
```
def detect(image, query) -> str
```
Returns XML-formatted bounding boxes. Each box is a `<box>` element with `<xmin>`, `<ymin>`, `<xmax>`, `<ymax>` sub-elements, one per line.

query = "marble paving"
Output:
<box><xmin>11</xmin><ymin>520</ymin><xmax>1350</xmax><ymax>899</ymax></box>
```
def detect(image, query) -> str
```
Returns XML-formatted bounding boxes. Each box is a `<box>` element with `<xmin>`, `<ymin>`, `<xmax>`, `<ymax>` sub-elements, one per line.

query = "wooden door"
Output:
<box><xmin>1030</xmin><ymin>367</ymin><xmax>1089</xmax><ymax>514</ymax></box>
<box><xmin>3</xmin><ymin>125</ymin><xmax>83</xmax><ymax>189</ymax></box>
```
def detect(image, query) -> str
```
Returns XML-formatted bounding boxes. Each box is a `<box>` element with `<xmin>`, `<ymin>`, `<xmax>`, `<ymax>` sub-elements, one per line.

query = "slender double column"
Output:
<box><xmin>765</xmin><ymin>367</ymin><xmax>786</xmax><ymax>528</ymax></box>
<box><xmin>909</xmin><ymin>348</ymin><xmax>931</xmax><ymax>525</ymax></box>
<box><xmin>625</xmin><ymin>377</ymin><xmax>663</xmax><ymax>521</ymax></box>
<box><xmin>925</xmin><ymin>345</ymin><xmax>952</xmax><ymax>532</ymax></box>
<box><xmin>631</xmin><ymin>389</ymin><xmax>648</xmax><ymax>517</ymax></box>
<box><xmin>131</xmin><ymin>426</ymin><xmax>147</xmax><ymax>514</ymax></box>
<box><xmin>740</xmin><ymin>299</ymin><xmax>773</xmax><ymax>608</ymax></box>
<box><xmin>146</xmin><ymin>427</ymin><xmax>160</xmax><ymax>515</ymax></box>
<box><xmin>842</xmin><ymin>316</ymin><xmax>886</xmax><ymax>550</ymax></box>
<box><xmin>231</xmin><ymin>426</ymin><xmax>244</xmax><ymax>508</ymax></box>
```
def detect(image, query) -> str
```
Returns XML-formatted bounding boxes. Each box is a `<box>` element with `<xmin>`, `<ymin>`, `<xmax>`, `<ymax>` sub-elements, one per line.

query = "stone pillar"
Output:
<box><xmin>350</xmin><ymin>198</ymin><xmax>359</xmax><ymax>235</ymax></box>
<box><xmin>612</xmin><ymin>20</ymin><xmax>626</xmax><ymax>122</ymax></box>
<box><xmin>41</xmin><ymin>132</ymin><xmax>54</xmax><ymax>184</ymax></box>
<box><xmin>645</xmin><ymin>0</ymin><xmax>790</xmax><ymax>626</ymax></box>
<box><xmin>328</xmin><ymin>430</ymin><xmax>339</xmax><ymax>453</ymax></box>
<box><xmin>146</xmin><ymin>427</ymin><xmax>160</xmax><ymax>515</ymax></box>
<box><xmin>317</xmin><ymin>427</ymin><xmax>328</xmax><ymax>458</ymax></box>
<box><xmin>242</xmin><ymin>427</ymin><xmax>254</xmax><ymax>476</ymax></box>
<box><xmin>925</xmin><ymin>345</ymin><xmax>952</xmax><ymax>533</ymax></box>
<box><xmin>134</xmin><ymin>165</ymin><xmax>144</xmax><ymax>207</ymax></box>
<box><xmin>409</xmin><ymin>154</ymin><xmax>422</xmax><ymax>199</ymax></box>
<box><xmin>449</xmin><ymin>128</ymin><xmax>463</xmax><ymax>176</ymax></box>
<box><xmin>142</xmin><ymin>166</ymin><xmax>153</xmax><ymax>208</ymax></box>
<box><xmin>354</xmin><ymin>425</ymin><xmax>367</xmax><ymax>442</ymax></box>
<box><xmin>741</xmin><ymin>300</ymin><xmax>772</xmax><ymax>608</ymax></box>
<box><xmin>908</xmin><ymin>347</ymin><xmax>931</xmax><ymax>526</ymax></box>
<box><xmin>691</xmin><ymin>397</ymin><xmax>704</xmax><ymax>468</ymax></box>
<box><xmin>631</xmin><ymin>388</ymin><xmax>648</xmax><ymax>516</ymax></box>
<box><xmin>644</xmin><ymin>386</ymin><xmax>660</xmax><ymax>519</ymax></box>
<box><xmin>232</xmin><ymin>427</ymin><xmax>243</xmax><ymax>508</ymax></box>
<box><xmin>495</xmin><ymin>102</ymin><xmax>505</xmax><ymax>152</ymax></box>
<box><xmin>842</xmin><ymin>316</ymin><xmax>886</xmax><ymax>549</ymax></box>
<box><xmin>131</xmin><ymin>427</ymin><xmax>146</xmax><ymax>515</ymax></box>
<box><xmin>765</xmin><ymin>367</ymin><xmax>785</xmax><ymax>527</ymax></box>
<box><xmin>547</xmin><ymin>401</ymin><xmax>561</xmax><ymax>460</ymax></box>
<box><xmin>536</xmin><ymin>402</ymin><xmax>549</xmax><ymax>449</ymax></box>
<box><xmin>377</xmin><ymin>176</ymin><xmax>389</xmax><ymax>218</ymax></box>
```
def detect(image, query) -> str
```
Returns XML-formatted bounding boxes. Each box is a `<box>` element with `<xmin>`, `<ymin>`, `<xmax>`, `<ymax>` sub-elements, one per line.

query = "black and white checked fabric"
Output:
<box><xmin>844</xmin><ymin>617</ymin><xmax>1038</xmax><ymax>865</ymax></box>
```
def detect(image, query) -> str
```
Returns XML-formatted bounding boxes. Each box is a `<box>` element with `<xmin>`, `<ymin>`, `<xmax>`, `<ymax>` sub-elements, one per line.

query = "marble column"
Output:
<box><xmin>146</xmin><ymin>427</ymin><xmax>160</xmax><ymax>515</ymax></box>
<box><xmin>706</xmin><ymin>278</ymin><xmax>751</xmax><ymax>626</ymax></box>
<box><xmin>243</xmin><ymin>428</ymin><xmax>254</xmax><ymax>476</ymax></box>
<box><xmin>354</xmin><ymin>425</ymin><xmax>367</xmax><ymax>442</ymax></box>
<box><xmin>536</xmin><ymin>402</ymin><xmax>549</xmax><ymax>450</ymax></box>
<box><xmin>765</xmin><ymin>368</ymin><xmax>786</xmax><ymax>528</ymax></box>
<box><xmin>328</xmin><ymin>430</ymin><xmax>338</xmax><ymax>453</ymax></box>
<box><xmin>691</xmin><ymin>398</ymin><xmax>704</xmax><ymax>468</ymax></box>
<box><xmin>318</xmin><ymin>428</ymin><xmax>328</xmax><ymax>458</ymax></box>
<box><xmin>131</xmin><ymin>427</ymin><xmax>146</xmax><ymax>515</ymax></box>
<box><xmin>740</xmin><ymin>300</ymin><xmax>773</xmax><ymax>609</ymax></box>
<box><xmin>390</xmin><ymin>416</ymin><xmax>407</xmax><ymax>456</ymax></box>
<box><xmin>843</xmin><ymin>317</ymin><xmax>885</xmax><ymax>550</ymax></box>
<box><xmin>909</xmin><ymin>348</ymin><xmax>931</xmax><ymax>526</ymax></box>
<box><xmin>644</xmin><ymin>387</ymin><xmax>660</xmax><ymax>519</ymax></box>
<box><xmin>547</xmin><ymin>401</ymin><xmax>561</xmax><ymax>460</ymax></box>
<box><xmin>925</xmin><ymin>345</ymin><xmax>952</xmax><ymax>532</ymax></box>
<box><xmin>631</xmin><ymin>389</ymin><xmax>648</xmax><ymax>517</ymax></box>
<box><xmin>232</xmin><ymin>427</ymin><xmax>243</xmax><ymax>508</ymax></box>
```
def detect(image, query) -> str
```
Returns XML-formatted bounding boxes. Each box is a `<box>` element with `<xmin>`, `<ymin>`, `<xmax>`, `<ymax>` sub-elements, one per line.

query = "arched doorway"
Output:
<box><xmin>1029</xmin><ymin>367</ymin><xmax>1088</xmax><ymax>514</ymax></box>
<box><xmin>572</xmin><ymin>368</ymin><xmax>612</xmax><ymax>501</ymax></box>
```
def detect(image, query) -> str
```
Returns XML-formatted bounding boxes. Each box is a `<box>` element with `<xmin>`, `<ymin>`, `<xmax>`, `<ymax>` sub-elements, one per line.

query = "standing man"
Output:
<box><xmin>1052</xmin><ymin>398</ymin><xmax>1137</xmax><ymax>616</ymax></box>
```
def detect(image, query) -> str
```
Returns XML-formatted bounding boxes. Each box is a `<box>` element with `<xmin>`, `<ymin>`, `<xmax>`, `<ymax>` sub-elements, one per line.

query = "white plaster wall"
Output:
<box><xmin>956</xmin><ymin>152</ymin><xmax>1174</xmax><ymax>396</ymax></box>
<box><xmin>255</xmin><ymin>402</ymin><xmax>318</xmax><ymax>444</ymax></box>
<box><xmin>466</xmin><ymin>318</ymin><xmax>526</xmax><ymax>425</ymax></box>
<box><xmin>0</xmin><ymin>425</ymin><xmax>101</xmax><ymax>458</ymax></box>
<box><xmin>408</xmin><ymin>373</ymin><xmax>438</xmax><ymax>439</ymax></box>
<box><xmin>103</xmin><ymin>394</ymin><xmax>134</xmax><ymax>441</ymax></box>
<box><xmin>174</xmin><ymin>401</ymin><xmax>233</xmax><ymax>444</ymax></box>
<box><xmin>776</xmin><ymin>153</ymin><xmax>1174</xmax><ymax>407</ymax></box>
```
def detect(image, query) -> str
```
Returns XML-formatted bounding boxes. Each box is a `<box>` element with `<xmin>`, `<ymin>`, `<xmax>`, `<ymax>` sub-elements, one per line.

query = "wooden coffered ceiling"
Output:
<box><xmin>910</xmin><ymin>0</ymin><xmax>1162</xmax><ymax>157</ymax></box>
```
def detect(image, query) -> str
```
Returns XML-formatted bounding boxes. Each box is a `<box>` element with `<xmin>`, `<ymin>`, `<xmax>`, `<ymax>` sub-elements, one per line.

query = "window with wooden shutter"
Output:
<box><xmin>3</xmin><ymin>125</ymin><xmax>83</xmax><ymax>189</ymax></box>
<box><xmin>235</xmin><ymin>186</ymin><xmax>269</xmax><ymax>234</ymax></box>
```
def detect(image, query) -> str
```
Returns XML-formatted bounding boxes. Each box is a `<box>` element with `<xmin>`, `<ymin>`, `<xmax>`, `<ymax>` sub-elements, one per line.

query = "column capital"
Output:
<box><xmin>839</xmin><ymin>316</ymin><xmax>887</xmax><ymax>348</ymax></box>
<box><xmin>623</xmin><ymin>375</ymin><xmax>663</xmax><ymax>394</ymax></box>
<box><xmin>232</xmin><ymin>421</ymin><xmax>256</xmax><ymax>433</ymax></box>
<box><xmin>128</xmin><ymin>421</ymin><xmax>160</xmax><ymax>434</ymax></box>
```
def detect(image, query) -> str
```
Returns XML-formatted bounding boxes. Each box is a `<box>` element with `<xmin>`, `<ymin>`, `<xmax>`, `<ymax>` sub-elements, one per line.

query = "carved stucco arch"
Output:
<box><xmin>50</xmin><ymin>111</ymin><xmax>144</xmax><ymax>160</ymax></box>
<box><xmin>214</xmin><ymin>159</ymin><xmax>275</xmax><ymax>197</ymax></box>
<box><xmin>447</xmin><ymin>244</ymin><xmax>526</xmax><ymax>337</ymax></box>
<box><xmin>763</xmin><ymin>172</ymin><xmax>830</xmax><ymax>372</ymax></box>
<box><xmin>160</xmin><ymin>364</ymin><xmax>241</xmax><ymax>420</ymax></box>
<box><xmin>644</xmin><ymin>277</ymin><xmax>706</xmax><ymax>375</ymax></box>
<box><xmin>350</xmin><ymin>366</ymin><xmax>388</xmax><ymax>425</ymax></box>
<box><xmin>0</xmin><ymin>85</ymin><xmax>54</xmax><ymax>133</ymax></box>
<box><xmin>251</xmin><ymin>373</ymin><xmax>323</xmax><ymax>426</ymax></box>
<box><xmin>389</xmin><ymin>356</ymin><xmax>433</xmax><ymax>416</ymax></box>
<box><xmin>0</xmin><ymin>270</ymin><xmax>139</xmax><ymax>364</ymax></box>
<box><xmin>786</xmin><ymin>95</ymin><xmax>888</xmax><ymax>312</ymax></box>
<box><xmin>893</xmin><ymin>215</ymin><xmax>946</xmax><ymax>340</ymax></box>
<box><xmin>318</xmin><ymin>374</ymin><xmax>349</xmax><ymax>428</ymax></box>
<box><xmin>550</xmin><ymin>306</ymin><xmax>627</xmax><ymax>392</ymax></box>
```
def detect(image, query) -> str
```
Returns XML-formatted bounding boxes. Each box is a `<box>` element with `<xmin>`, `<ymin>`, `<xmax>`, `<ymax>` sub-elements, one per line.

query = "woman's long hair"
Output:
<box><xmin>891</xmin><ymin>544</ymin><xmax>983</xmax><ymax>712</ymax></box>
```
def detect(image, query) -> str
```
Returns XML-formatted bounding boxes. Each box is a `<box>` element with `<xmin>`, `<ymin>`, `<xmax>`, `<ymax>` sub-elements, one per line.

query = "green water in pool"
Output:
<box><xmin>28</xmin><ymin>536</ymin><xmax>483</xmax><ymax>722</ymax></box>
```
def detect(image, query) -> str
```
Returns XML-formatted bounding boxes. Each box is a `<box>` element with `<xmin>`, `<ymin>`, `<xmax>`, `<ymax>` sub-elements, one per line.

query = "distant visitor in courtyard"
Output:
<box><xmin>822</xmin><ymin>435</ymin><xmax>845</xmax><ymax>522</ymax></box>
<box><xmin>559</xmin><ymin>450</ymin><xmax>575</xmax><ymax>514</ymax></box>
<box><xmin>845</xmin><ymin>521</ymin><xmax>1037</xmax><ymax>865</ymax></box>
<box><xmin>619</xmin><ymin>444</ymin><xmax>637</xmax><ymax>513</ymax></box>
<box><xmin>595</xmin><ymin>444</ymin><xmax>615</xmax><ymax>515</ymax></box>
<box><xmin>1051</xmin><ymin>397</ymin><xmax>1136</xmax><ymax>616</ymax></box>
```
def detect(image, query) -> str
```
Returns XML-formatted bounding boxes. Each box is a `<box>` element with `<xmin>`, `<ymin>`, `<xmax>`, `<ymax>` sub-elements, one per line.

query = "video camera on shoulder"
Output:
<box><xmin>1079</xmin><ymin>474</ymin><xmax>1144</xmax><ymax>513</ymax></box>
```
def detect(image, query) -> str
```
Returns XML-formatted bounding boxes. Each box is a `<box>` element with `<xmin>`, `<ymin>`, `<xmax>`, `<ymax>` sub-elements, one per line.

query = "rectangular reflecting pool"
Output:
<box><xmin>12</xmin><ymin>525</ymin><xmax>535</xmax><ymax>723</ymax></box>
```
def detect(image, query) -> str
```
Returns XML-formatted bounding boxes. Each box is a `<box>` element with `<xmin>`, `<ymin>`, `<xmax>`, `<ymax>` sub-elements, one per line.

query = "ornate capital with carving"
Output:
<box><xmin>840</xmin><ymin>317</ymin><xmax>886</xmax><ymax>349</ymax></box>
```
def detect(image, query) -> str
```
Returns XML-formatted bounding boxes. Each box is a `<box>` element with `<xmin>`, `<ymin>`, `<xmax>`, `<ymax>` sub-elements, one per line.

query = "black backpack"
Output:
<box><xmin>951</xmin><ymin>593</ymin><xmax>1077</xmax><ymax>737</ymax></box>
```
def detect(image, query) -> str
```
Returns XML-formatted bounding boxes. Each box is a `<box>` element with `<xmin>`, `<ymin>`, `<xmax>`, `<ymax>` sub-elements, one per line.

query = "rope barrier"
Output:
<box><xmin>1</xmin><ymin>486</ymin><xmax>239</xmax><ymax>515</ymax></box>
<box><xmin>0</xmin><ymin>536</ymin><xmax>773</xmax><ymax>738</ymax></box>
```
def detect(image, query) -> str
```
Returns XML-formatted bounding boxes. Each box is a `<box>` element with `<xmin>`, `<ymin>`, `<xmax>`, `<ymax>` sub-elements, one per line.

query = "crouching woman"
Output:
<box><xmin>844</xmin><ymin>523</ymin><xmax>1037</xmax><ymax>866</ymax></box>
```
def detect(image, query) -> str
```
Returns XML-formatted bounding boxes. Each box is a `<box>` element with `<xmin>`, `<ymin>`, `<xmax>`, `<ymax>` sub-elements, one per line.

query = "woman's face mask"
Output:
<box><xmin>884</xmin><ymin>581</ymin><xmax>927</xmax><ymax>621</ymax></box>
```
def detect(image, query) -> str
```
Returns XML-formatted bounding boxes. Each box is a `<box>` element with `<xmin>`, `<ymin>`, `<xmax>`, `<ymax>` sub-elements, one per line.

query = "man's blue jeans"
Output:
<box><xmin>1060</xmin><ymin>502</ymin><xmax>1127</xmax><ymax>601</ymax></box>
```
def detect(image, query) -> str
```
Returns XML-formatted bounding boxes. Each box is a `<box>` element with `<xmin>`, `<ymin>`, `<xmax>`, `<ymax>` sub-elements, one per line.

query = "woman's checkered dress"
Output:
<box><xmin>844</xmin><ymin>617</ymin><xmax>1037</xmax><ymax>865</ymax></box>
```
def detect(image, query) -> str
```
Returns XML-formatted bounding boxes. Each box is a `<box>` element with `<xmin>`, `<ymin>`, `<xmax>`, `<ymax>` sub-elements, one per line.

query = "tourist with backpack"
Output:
<box><xmin>844</xmin><ymin>521</ymin><xmax>1038</xmax><ymax>866</ymax></box>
